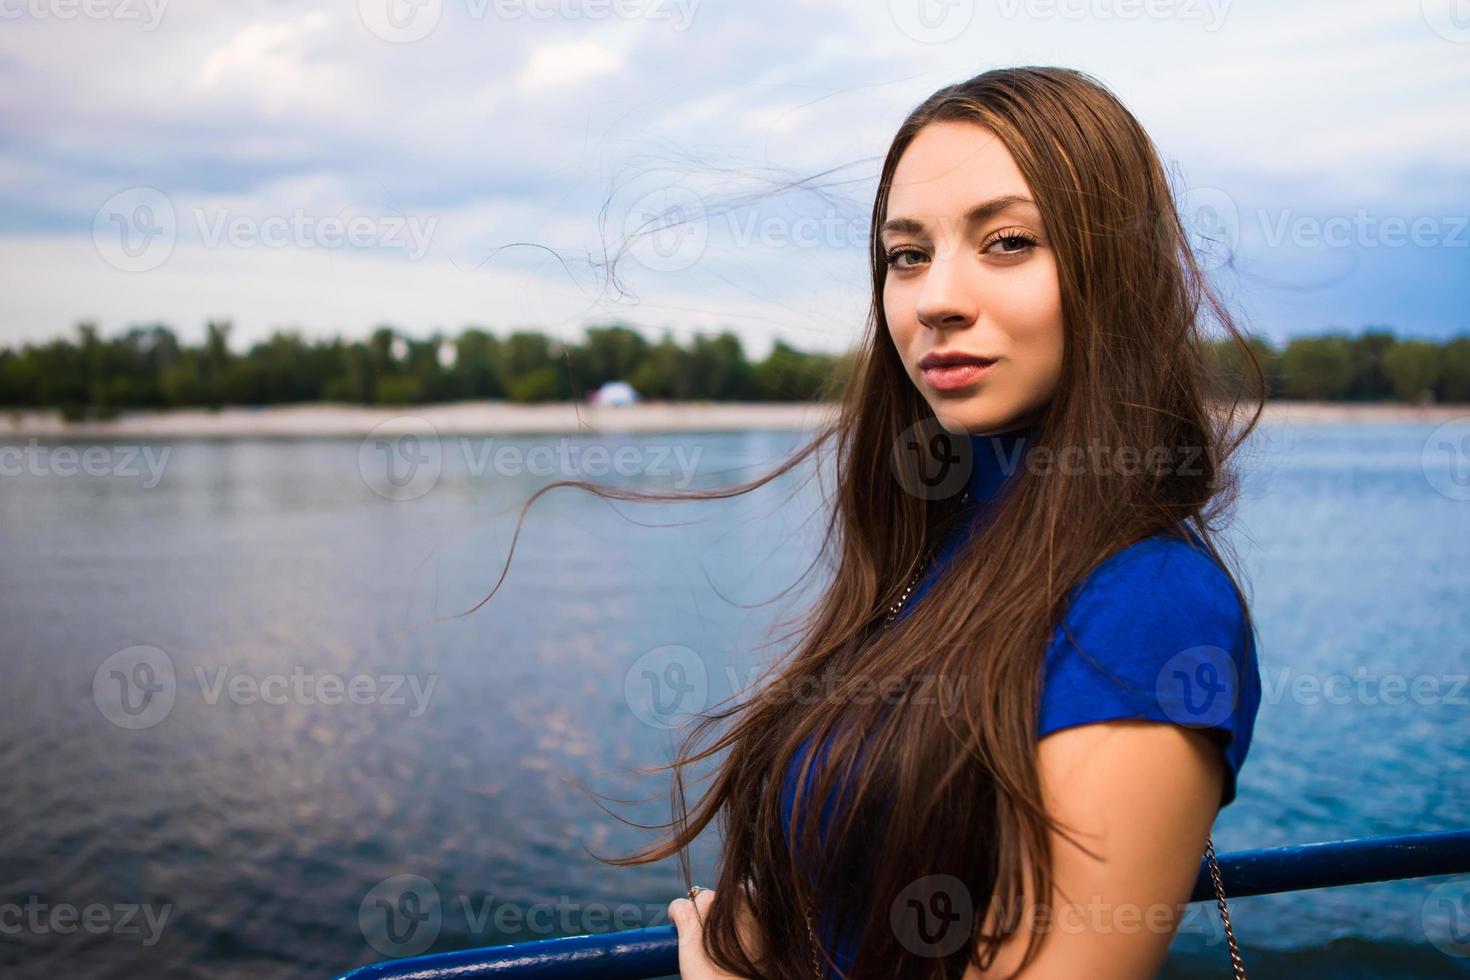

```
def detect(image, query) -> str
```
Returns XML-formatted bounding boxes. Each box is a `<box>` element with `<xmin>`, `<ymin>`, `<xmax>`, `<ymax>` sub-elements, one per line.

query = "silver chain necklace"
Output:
<box><xmin>883</xmin><ymin>488</ymin><xmax>970</xmax><ymax>626</ymax></box>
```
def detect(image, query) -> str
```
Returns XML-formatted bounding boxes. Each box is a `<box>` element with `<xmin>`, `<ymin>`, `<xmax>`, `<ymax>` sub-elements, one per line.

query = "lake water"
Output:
<box><xmin>1</xmin><ymin>422</ymin><xmax>1467</xmax><ymax>978</ymax></box>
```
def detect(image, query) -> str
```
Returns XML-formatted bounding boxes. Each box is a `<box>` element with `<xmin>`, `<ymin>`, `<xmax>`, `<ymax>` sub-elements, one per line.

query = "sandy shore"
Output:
<box><xmin>0</xmin><ymin>400</ymin><xmax>1466</xmax><ymax>439</ymax></box>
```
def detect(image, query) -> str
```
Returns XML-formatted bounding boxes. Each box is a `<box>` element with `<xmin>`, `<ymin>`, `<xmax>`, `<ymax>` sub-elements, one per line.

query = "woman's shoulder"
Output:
<box><xmin>1039</xmin><ymin>527</ymin><xmax>1261</xmax><ymax>808</ymax></box>
<box><xmin>1047</xmin><ymin>525</ymin><xmax>1254</xmax><ymax>682</ymax></box>
<box><xmin>1069</xmin><ymin>528</ymin><xmax>1242</xmax><ymax>614</ymax></box>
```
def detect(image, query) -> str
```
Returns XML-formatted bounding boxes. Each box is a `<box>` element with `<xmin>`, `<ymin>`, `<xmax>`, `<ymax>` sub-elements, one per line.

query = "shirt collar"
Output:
<box><xmin>965</xmin><ymin>422</ymin><xmax>1038</xmax><ymax>504</ymax></box>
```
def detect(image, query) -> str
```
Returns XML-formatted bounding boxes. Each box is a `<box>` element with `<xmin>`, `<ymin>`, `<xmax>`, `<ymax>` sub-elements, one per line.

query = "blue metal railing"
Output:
<box><xmin>336</xmin><ymin>829</ymin><xmax>1470</xmax><ymax>979</ymax></box>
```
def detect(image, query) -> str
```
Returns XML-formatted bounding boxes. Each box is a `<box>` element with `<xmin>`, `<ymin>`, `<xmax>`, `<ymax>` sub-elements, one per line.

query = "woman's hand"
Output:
<box><xmin>667</xmin><ymin>885</ymin><xmax>764</xmax><ymax>980</ymax></box>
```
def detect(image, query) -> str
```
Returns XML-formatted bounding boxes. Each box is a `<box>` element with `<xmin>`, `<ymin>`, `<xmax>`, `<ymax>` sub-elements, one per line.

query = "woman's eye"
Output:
<box><xmin>884</xmin><ymin>247</ymin><xmax>926</xmax><ymax>269</ymax></box>
<box><xmin>986</xmin><ymin>232</ymin><xmax>1038</xmax><ymax>255</ymax></box>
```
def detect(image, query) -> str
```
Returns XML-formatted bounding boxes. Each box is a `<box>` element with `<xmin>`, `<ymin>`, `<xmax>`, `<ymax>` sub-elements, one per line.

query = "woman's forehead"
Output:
<box><xmin>887</xmin><ymin>121</ymin><xmax>1033</xmax><ymax>222</ymax></box>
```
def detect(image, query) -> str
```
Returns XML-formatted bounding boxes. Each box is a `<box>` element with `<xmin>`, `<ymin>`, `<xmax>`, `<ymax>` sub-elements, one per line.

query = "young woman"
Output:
<box><xmin>579</xmin><ymin>65</ymin><xmax>1264</xmax><ymax>978</ymax></box>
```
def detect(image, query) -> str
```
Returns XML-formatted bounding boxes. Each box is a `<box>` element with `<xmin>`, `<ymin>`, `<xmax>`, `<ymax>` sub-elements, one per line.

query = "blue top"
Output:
<box><xmin>778</xmin><ymin>422</ymin><xmax>1262</xmax><ymax>976</ymax></box>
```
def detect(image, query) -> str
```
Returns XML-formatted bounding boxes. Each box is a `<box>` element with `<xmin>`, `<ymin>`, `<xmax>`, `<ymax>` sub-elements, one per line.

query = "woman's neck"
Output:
<box><xmin>965</xmin><ymin>422</ymin><xmax>1038</xmax><ymax>504</ymax></box>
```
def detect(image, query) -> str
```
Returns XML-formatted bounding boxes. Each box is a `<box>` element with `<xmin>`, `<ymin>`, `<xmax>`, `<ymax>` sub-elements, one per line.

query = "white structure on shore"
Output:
<box><xmin>591</xmin><ymin>380</ymin><xmax>639</xmax><ymax>407</ymax></box>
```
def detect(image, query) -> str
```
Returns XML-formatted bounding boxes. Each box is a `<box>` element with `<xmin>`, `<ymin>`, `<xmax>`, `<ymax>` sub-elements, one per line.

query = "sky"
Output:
<box><xmin>1</xmin><ymin>0</ymin><xmax>1466</xmax><ymax>358</ymax></box>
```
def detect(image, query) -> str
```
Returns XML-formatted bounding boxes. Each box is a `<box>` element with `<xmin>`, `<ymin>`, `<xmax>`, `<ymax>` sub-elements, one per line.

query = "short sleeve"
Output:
<box><xmin>1038</xmin><ymin>534</ymin><xmax>1261</xmax><ymax>810</ymax></box>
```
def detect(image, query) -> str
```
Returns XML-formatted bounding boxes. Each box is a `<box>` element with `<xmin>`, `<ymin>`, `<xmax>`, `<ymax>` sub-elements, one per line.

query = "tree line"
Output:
<box><xmin>0</xmin><ymin>321</ymin><xmax>1465</xmax><ymax>421</ymax></box>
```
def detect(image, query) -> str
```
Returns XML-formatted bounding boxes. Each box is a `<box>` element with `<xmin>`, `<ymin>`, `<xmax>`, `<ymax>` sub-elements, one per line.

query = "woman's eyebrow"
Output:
<box><xmin>880</xmin><ymin>194</ymin><xmax>1038</xmax><ymax>237</ymax></box>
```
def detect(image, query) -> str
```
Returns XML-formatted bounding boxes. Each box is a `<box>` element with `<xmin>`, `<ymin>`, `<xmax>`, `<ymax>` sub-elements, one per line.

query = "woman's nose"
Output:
<box><xmin>914</xmin><ymin>254</ymin><xmax>978</xmax><ymax>332</ymax></box>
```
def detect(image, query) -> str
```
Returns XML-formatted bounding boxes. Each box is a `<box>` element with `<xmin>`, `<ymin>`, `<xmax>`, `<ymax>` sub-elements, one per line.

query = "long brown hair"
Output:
<box><xmin>476</xmin><ymin>65</ymin><xmax>1266</xmax><ymax>979</ymax></box>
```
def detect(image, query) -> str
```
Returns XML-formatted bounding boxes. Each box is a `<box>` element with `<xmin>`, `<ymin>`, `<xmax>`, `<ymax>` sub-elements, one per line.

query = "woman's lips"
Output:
<box><xmin>921</xmin><ymin>360</ymin><xmax>996</xmax><ymax>391</ymax></box>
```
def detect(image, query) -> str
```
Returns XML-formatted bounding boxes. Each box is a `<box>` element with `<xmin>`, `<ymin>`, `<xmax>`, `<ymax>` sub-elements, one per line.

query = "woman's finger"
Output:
<box><xmin>671</xmin><ymin>889</ymin><xmax>752</xmax><ymax>980</ymax></box>
<box><xmin>668</xmin><ymin>896</ymin><xmax>696</xmax><ymax>938</ymax></box>
<box><xmin>670</xmin><ymin>893</ymin><xmax>713</xmax><ymax>979</ymax></box>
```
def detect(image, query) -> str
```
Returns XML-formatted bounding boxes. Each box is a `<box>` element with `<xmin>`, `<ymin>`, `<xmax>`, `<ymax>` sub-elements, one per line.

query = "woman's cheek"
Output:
<box><xmin>884</xmin><ymin>309</ymin><xmax>920</xmax><ymax>370</ymax></box>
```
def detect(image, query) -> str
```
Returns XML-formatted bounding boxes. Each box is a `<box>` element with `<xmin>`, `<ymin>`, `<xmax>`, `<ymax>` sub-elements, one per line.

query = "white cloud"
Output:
<box><xmin>193</xmin><ymin>11</ymin><xmax>336</xmax><ymax>95</ymax></box>
<box><xmin>516</xmin><ymin>39</ymin><xmax>626</xmax><ymax>92</ymax></box>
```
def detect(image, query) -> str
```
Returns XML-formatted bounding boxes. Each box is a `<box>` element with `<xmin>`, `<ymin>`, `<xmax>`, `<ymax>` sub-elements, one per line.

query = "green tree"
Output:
<box><xmin>374</xmin><ymin>375</ymin><xmax>423</xmax><ymax>404</ymax></box>
<box><xmin>453</xmin><ymin>328</ymin><xmax>507</xmax><ymax>399</ymax></box>
<box><xmin>1345</xmin><ymin>328</ymin><xmax>1397</xmax><ymax>401</ymax></box>
<box><xmin>505</xmin><ymin>330</ymin><xmax>555</xmax><ymax>378</ymax></box>
<box><xmin>1438</xmin><ymin>336</ymin><xmax>1470</xmax><ymax>403</ymax></box>
<box><xmin>324</xmin><ymin>342</ymin><xmax>372</xmax><ymax>403</ymax></box>
<box><xmin>507</xmin><ymin>365</ymin><xmax>568</xmax><ymax>402</ymax></box>
<box><xmin>628</xmin><ymin>333</ymin><xmax>689</xmax><ymax>399</ymax></box>
<box><xmin>1280</xmin><ymin>333</ymin><xmax>1356</xmax><ymax>400</ymax></box>
<box><xmin>404</xmin><ymin>334</ymin><xmax>447</xmax><ymax>402</ymax></box>
<box><xmin>684</xmin><ymin>331</ymin><xmax>752</xmax><ymax>400</ymax></box>
<box><xmin>200</xmin><ymin>320</ymin><xmax>233</xmax><ymax>409</ymax></box>
<box><xmin>0</xmin><ymin>349</ymin><xmax>40</xmax><ymax>405</ymax></box>
<box><xmin>222</xmin><ymin>358</ymin><xmax>266</xmax><ymax>404</ymax></box>
<box><xmin>579</xmin><ymin>323</ymin><xmax>650</xmax><ymax>388</ymax></box>
<box><xmin>752</xmin><ymin>340</ymin><xmax>836</xmax><ymax>401</ymax></box>
<box><xmin>250</xmin><ymin>331</ymin><xmax>315</xmax><ymax>403</ymax></box>
<box><xmin>160</xmin><ymin>353</ymin><xmax>204</xmax><ymax>407</ymax></box>
<box><xmin>1382</xmin><ymin>340</ymin><xmax>1442</xmax><ymax>403</ymax></box>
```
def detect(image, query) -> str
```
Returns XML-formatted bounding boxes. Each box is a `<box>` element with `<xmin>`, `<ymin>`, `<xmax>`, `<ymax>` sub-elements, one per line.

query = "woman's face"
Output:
<box><xmin>881</xmin><ymin>120</ymin><xmax>1065</xmax><ymax>435</ymax></box>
